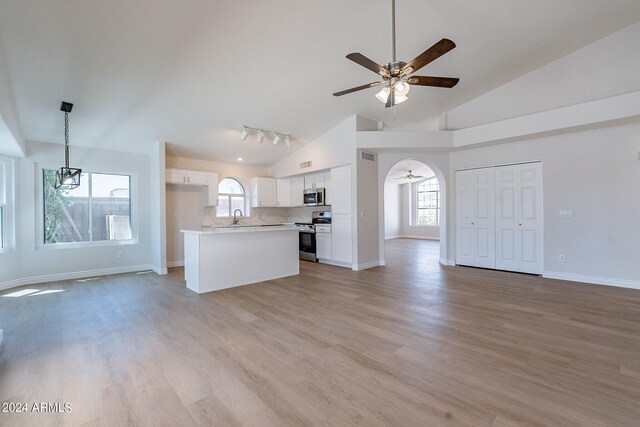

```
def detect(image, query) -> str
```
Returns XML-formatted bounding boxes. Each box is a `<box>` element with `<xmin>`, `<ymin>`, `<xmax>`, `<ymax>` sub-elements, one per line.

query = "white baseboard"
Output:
<box><xmin>394</xmin><ymin>235</ymin><xmax>439</xmax><ymax>241</ymax></box>
<box><xmin>543</xmin><ymin>271</ymin><xmax>640</xmax><ymax>290</ymax></box>
<box><xmin>150</xmin><ymin>265</ymin><xmax>168</xmax><ymax>275</ymax></box>
<box><xmin>0</xmin><ymin>264</ymin><xmax>158</xmax><ymax>292</ymax></box>
<box><xmin>352</xmin><ymin>261</ymin><xmax>381</xmax><ymax>271</ymax></box>
<box><xmin>318</xmin><ymin>259</ymin><xmax>353</xmax><ymax>269</ymax></box>
<box><xmin>167</xmin><ymin>260</ymin><xmax>184</xmax><ymax>268</ymax></box>
<box><xmin>384</xmin><ymin>235</ymin><xmax>401</xmax><ymax>240</ymax></box>
<box><xmin>439</xmin><ymin>258</ymin><xmax>455</xmax><ymax>266</ymax></box>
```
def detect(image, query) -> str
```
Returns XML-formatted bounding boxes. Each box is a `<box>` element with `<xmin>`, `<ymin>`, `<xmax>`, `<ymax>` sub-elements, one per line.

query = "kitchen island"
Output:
<box><xmin>181</xmin><ymin>225</ymin><xmax>299</xmax><ymax>294</ymax></box>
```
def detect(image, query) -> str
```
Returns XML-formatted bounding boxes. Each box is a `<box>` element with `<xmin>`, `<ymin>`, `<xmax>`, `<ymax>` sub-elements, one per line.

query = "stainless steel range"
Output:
<box><xmin>295</xmin><ymin>211</ymin><xmax>332</xmax><ymax>262</ymax></box>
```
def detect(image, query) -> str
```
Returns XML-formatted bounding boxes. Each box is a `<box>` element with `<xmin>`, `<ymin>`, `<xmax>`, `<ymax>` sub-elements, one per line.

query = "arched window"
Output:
<box><xmin>415</xmin><ymin>177</ymin><xmax>440</xmax><ymax>225</ymax></box>
<box><xmin>216</xmin><ymin>178</ymin><xmax>245</xmax><ymax>217</ymax></box>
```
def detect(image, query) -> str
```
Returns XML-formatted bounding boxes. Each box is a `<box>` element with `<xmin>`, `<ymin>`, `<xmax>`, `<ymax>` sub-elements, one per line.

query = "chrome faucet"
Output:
<box><xmin>233</xmin><ymin>209</ymin><xmax>243</xmax><ymax>224</ymax></box>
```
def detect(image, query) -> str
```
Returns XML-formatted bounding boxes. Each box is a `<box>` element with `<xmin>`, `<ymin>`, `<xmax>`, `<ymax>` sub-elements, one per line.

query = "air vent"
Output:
<box><xmin>361</xmin><ymin>151</ymin><xmax>376</xmax><ymax>162</ymax></box>
<box><xmin>300</xmin><ymin>161</ymin><xmax>312</xmax><ymax>169</ymax></box>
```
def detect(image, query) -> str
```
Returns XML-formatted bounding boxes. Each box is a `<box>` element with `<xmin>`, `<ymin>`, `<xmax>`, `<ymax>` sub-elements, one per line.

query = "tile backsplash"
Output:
<box><xmin>201</xmin><ymin>206</ymin><xmax>331</xmax><ymax>227</ymax></box>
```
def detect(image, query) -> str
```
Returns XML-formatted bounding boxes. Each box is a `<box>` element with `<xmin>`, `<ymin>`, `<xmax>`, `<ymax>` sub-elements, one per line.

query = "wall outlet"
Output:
<box><xmin>116</xmin><ymin>251</ymin><xmax>124</xmax><ymax>259</ymax></box>
<box><xmin>558</xmin><ymin>254</ymin><xmax>566</xmax><ymax>263</ymax></box>
<box><xmin>559</xmin><ymin>209</ymin><xmax>573</xmax><ymax>218</ymax></box>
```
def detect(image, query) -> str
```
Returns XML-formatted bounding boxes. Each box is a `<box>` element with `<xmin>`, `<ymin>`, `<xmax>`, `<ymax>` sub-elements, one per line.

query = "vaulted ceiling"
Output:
<box><xmin>2</xmin><ymin>0</ymin><xmax>640</xmax><ymax>165</ymax></box>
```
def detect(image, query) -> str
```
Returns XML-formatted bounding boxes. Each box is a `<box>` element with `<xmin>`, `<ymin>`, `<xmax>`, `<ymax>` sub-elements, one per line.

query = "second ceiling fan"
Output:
<box><xmin>333</xmin><ymin>0</ymin><xmax>459</xmax><ymax>108</ymax></box>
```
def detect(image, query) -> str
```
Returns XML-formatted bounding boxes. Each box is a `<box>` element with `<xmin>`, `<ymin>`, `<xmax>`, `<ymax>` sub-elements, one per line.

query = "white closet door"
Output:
<box><xmin>495</xmin><ymin>165</ymin><xmax>519</xmax><ymax>272</ymax></box>
<box><xmin>456</xmin><ymin>170</ymin><xmax>475</xmax><ymax>266</ymax></box>
<box><xmin>473</xmin><ymin>168</ymin><xmax>496</xmax><ymax>269</ymax></box>
<box><xmin>517</xmin><ymin>162</ymin><xmax>543</xmax><ymax>274</ymax></box>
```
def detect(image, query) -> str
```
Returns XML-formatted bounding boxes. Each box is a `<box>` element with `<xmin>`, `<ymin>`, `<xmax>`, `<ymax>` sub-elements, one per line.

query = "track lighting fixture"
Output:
<box><xmin>238</xmin><ymin>125</ymin><xmax>292</xmax><ymax>148</ymax></box>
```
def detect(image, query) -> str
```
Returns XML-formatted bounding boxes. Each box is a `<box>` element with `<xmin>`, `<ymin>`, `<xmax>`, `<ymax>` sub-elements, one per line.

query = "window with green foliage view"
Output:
<box><xmin>43</xmin><ymin>170</ymin><xmax>132</xmax><ymax>244</ymax></box>
<box><xmin>416</xmin><ymin>177</ymin><xmax>440</xmax><ymax>226</ymax></box>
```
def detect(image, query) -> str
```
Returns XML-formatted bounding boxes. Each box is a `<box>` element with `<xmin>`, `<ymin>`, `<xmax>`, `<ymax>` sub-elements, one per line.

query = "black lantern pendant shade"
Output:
<box><xmin>54</xmin><ymin>101</ymin><xmax>82</xmax><ymax>190</ymax></box>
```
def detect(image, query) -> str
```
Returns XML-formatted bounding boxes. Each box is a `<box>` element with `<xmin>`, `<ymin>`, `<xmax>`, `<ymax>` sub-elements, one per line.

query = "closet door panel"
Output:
<box><xmin>473</xmin><ymin>168</ymin><xmax>495</xmax><ymax>269</ymax></box>
<box><xmin>518</xmin><ymin>162</ymin><xmax>543</xmax><ymax>274</ymax></box>
<box><xmin>456</xmin><ymin>170</ymin><xmax>475</xmax><ymax>266</ymax></box>
<box><xmin>495</xmin><ymin>165</ymin><xmax>519</xmax><ymax>272</ymax></box>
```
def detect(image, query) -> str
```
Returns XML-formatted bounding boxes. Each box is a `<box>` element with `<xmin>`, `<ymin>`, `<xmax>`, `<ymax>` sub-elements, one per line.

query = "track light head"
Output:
<box><xmin>284</xmin><ymin>135</ymin><xmax>291</xmax><ymax>148</ymax></box>
<box><xmin>240</xmin><ymin>127</ymin><xmax>248</xmax><ymax>141</ymax></box>
<box><xmin>257</xmin><ymin>130</ymin><xmax>264</xmax><ymax>143</ymax></box>
<box><xmin>272</xmin><ymin>133</ymin><xmax>281</xmax><ymax>146</ymax></box>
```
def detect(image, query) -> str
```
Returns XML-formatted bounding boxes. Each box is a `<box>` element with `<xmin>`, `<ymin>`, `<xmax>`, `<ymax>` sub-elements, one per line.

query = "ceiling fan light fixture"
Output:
<box><xmin>240</xmin><ymin>127</ymin><xmax>248</xmax><ymax>141</ymax></box>
<box><xmin>376</xmin><ymin>86</ymin><xmax>390</xmax><ymax>103</ymax></box>
<box><xmin>395</xmin><ymin>81</ymin><xmax>410</xmax><ymax>97</ymax></box>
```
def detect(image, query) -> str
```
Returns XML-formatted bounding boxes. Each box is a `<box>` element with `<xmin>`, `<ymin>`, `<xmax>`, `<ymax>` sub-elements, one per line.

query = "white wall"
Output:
<box><xmin>149</xmin><ymin>141</ymin><xmax>166</xmax><ymax>274</ymax></box>
<box><xmin>0</xmin><ymin>35</ymin><xmax>24</xmax><ymax>157</ymax></box>
<box><xmin>0</xmin><ymin>141</ymin><xmax>154</xmax><ymax>289</ymax></box>
<box><xmin>448</xmin><ymin>123</ymin><xmax>640</xmax><ymax>285</ymax></box>
<box><xmin>445</xmin><ymin>21</ymin><xmax>640</xmax><ymax>130</ymax></box>
<box><xmin>383</xmin><ymin>182</ymin><xmax>400</xmax><ymax>239</ymax></box>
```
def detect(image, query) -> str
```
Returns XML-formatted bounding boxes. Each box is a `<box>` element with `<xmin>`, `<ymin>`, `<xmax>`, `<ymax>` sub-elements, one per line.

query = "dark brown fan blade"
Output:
<box><xmin>385</xmin><ymin>86</ymin><xmax>395</xmax><ymax>108</ymax></box>
<box><xmin>401</xmin><ymin>38</ymin><xmax>456</xmax><ymax>75</ymax></box>
<box><xmin>346</xmin><ymin>53</ymin><xmax>390</xmax><ymax>77</ymax></box>
<box><xmin>407</xmin><ymin>75</ymin><xmax>459</xmax><ymax>88</ymax></box>
<box><xmin>333</xmin><ymin>81</ymin><xmax>384</xmax><ymax>97</ymax></box>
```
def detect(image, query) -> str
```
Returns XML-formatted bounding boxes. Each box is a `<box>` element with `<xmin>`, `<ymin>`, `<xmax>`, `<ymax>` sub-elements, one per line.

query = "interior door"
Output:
<box><xmin>473</xmin><ymin>168</ymin><xmax>496</xmax><ymax>268</ymax></box>
<box><xmin>455</xmin><ymin>170</ymin><xmax>475</xmax><ymax>266</ymax></box>
<box><xmin>517</xmin><ymin>162</ymin><xmax>543</xmax><ymax>274</ymax></box>
<box><xmin>495</xmin><ymin>165</ymin><xmax>519</xmax><ymax>272</ymax></box>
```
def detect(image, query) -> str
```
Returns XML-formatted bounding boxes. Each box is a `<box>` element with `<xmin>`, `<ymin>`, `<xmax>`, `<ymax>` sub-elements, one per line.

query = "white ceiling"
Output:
<box><xmin>385</xmin><ymin>159</ymin><xmax>435</xmax><ymax>184</ymax></box>
<box><xmin>1</xmin><ymin>1</ymin><xmax>640</xmax><ymax>165</ymax></box>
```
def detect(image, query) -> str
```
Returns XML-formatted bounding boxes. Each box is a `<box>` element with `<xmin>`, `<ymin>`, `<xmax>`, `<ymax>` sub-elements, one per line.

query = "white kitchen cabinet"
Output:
<box><xmin>166</xmin><ymin>169</ymin><xmax>208</xmax><ymax>185</ymax></box>
<box><xmin>331</xmin><ymin>214</ymin><xmax>352</xmax><ymax>264</ymax></box>
<box><xmin>290</xmin><ymin>176</ymin><xmax>304</xmax><ymax>207</ymax></box>
<box><xmin>276</xmin><ymin>178</ymin><xmax>292</xmax><ymax>207</ymax></box>
<box><xmin>330</xmin><ymin>165</ymin><xmax>352</xmax><ymax>214</ymax></box>
<box><xmin>323</xmin><ymin>171</ymin><xmax>332</xmax><ymax>205</ymax></box>
<box><xmin>205</xmin><ymin>173</ymin><xmax>219</xmax><ymax>206</ymax></box>
<box><xmin>251</xmin><ymin>177</ymin><xmax>277</xmax><ymax>207</ymax></box>
<box><xmin>316</xmin><ymin>228</ymin><xmax>332</xmax><ymax>261</ymax></box>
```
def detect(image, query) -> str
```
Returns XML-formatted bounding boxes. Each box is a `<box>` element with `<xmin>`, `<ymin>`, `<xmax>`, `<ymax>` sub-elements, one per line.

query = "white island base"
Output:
<box><xmin>182</xmin><ymin>226</ymin><xmax>299</xmax><ymax>294</ymax></box>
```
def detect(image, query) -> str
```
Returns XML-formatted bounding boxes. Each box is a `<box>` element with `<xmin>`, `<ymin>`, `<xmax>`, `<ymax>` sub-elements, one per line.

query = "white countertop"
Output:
<box><xmin>181</xmin><ymin>224</ymin><xmax>297</xmax><ymax>235</ymax></box>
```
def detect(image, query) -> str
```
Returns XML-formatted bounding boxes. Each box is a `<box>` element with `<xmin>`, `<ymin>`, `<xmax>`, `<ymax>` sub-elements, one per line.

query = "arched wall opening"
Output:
<box><xmin>377</xmin><ymin>154</ymin><xmax>450</xmax><ymax>266</ymax></box>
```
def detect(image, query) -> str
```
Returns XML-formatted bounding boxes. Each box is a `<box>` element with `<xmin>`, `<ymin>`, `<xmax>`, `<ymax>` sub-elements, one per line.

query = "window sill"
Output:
<box><xmin>38</xmin><ymin>239</ymin><xmax>138</xmax><ymax>250</ymax></box>
<box><xmin>411</xmin><ymin>224</ymin><xmax>440</xmax><ymax>228</ymax></box>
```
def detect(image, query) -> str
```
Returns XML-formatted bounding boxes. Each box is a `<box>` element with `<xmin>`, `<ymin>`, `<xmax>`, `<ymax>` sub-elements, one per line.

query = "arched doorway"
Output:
<box><xmin>379</xmin><ymin>157</ymin><xmax>448</xmax><ymax>268</ymax></box>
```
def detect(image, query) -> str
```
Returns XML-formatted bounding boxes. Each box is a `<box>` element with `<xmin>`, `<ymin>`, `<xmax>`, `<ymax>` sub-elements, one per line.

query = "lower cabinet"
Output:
<box><xmin>331</xmin><ymin>214</ymin><xmax>352</xmax><ymax>264</ymax></box>
<box><xmin>316</xmin><ymin>233</ymin><xmax>332</xmax><ymax>261</ymax></box>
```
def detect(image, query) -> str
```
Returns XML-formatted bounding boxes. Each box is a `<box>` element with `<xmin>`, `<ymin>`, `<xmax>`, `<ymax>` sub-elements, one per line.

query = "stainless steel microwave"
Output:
<box><xmin>304</xmin><ymin>188</ymin><xmax>325</xmax><ymax>206</ymax></box>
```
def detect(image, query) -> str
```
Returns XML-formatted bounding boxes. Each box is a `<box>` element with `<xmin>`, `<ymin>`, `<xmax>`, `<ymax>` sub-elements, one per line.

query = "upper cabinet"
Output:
<box><xmin>166</xmin><ymin>169</ymin><xmax>207</xmax><ymax>185</ymax></box>
<box><xmin>304</xmin><ymin>172</ymin><xmax>330</xmax><ymax>190</ymax></box>
<box><xmin>290</xmin><ymin>176</ymin><xmax>305</xmax><ymax>207</ymax></box>
<box><xmin>166</xmin><ymin>168</ymin><xmax>218</xmax><ymax>206</ymax></box>
<box><xmin>330</xmin><ymin>165</ymin><xmax>351</xmax><ymax>214</ymax></box>
<box><xmin>251</xmin><ymin>177</ymin><xmax>277</xmax><ymax>207</ymax></box>
<box><xmin>276</xmin><ymin>179</ymin><xmax>292</xmax><ymax>207</ymax></box>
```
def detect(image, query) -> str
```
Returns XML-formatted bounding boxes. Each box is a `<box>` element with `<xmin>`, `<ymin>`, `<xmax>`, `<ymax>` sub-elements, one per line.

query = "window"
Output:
<box><xmin>416</xmin><ymin>177</ymin><xmax>440</xmax><ymax>226</ymax></box>
<box><xmin>216</xmin><ymin>178</ymin><xmax>245</xmax><ymax>217</ymax></box>
<box><xmin>43</xmin><ymin>170</ymin><xmax>132</xmax><ymax>244</ymax></box>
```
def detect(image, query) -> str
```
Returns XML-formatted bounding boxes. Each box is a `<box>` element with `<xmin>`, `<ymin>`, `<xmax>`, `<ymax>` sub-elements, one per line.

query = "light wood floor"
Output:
<box><xmin>1</xmin><ymin>239</ymin><xmax>640</xmax><ymax>426</ymax></box>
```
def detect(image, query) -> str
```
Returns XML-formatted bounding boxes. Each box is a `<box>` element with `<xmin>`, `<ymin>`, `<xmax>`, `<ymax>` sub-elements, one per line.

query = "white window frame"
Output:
<box><xmin>0</xmin><ymin>157</ymin><xmax>15</xmax><ymax>253</ymax></box>
<box><xmin>413</xmin><ymin>176</ymin><xmax>440</xmax><ymax>227</ymax></box>
<box><xmin>216</xmin><ymin>177</ymin><xmax>247</xmax><ymax>218</ymax></box>
<box><xmin>36</xmin><ymin>164</ymin><xmax>138</xmax><ymax>250</ymax></box>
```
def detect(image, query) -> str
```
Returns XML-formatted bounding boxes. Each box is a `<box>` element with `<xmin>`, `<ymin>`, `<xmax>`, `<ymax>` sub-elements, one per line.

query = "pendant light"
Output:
<box><xmin>54</xmin><ymin>102</ymin><xmax>82</xmax><ymax>189</ymax></box>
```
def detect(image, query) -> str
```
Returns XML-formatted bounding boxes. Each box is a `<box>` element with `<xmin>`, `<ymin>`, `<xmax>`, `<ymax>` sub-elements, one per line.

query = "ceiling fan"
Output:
<box><xmin>333</xmin><ymin>0</ymin><xmax>459</xmax><ymax>108</ymax></box>
<box><xmin>395</xmin><ymin>170</ymin><xmax>424</xmax><ymax>182</ymax></box>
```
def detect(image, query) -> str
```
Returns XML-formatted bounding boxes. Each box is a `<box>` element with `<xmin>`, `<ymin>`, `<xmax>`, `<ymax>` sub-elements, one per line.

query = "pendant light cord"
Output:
<box><xmin>64</xmin><ymin>111</ymin><xmax>70</xmax><ymax>168</ymax></box>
